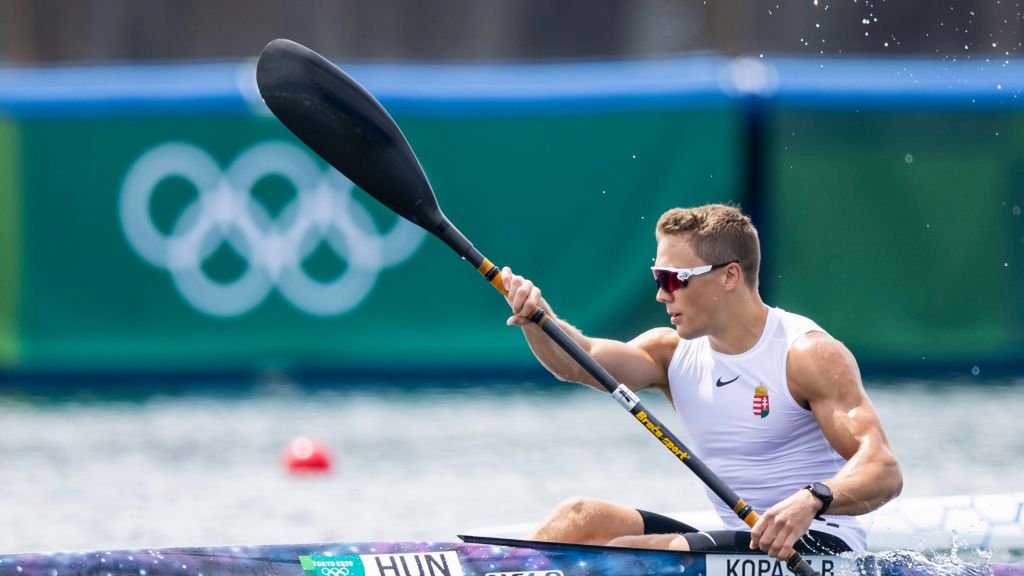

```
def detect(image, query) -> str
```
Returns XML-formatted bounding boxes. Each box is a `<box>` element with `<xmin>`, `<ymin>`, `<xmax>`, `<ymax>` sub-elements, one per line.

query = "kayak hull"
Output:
<box><xmin>0</xmin><ymin>537</ymin><xmax>1019</xmax><ymax>576</ymax></box>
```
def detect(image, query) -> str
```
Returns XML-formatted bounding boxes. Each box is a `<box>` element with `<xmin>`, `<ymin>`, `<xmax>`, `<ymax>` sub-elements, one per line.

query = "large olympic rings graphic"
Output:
<box><xmin>119</xmin><ymin>141</ymin><xmax>425</xmax><ymax>317</ymax></box>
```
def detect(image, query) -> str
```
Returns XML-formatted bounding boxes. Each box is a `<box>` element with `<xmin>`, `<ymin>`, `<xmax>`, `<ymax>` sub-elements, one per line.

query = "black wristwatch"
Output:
<box><xmin>804</xmin><ymin>482</ymin><xmax>833</xmax><ymax>517</ymax></box>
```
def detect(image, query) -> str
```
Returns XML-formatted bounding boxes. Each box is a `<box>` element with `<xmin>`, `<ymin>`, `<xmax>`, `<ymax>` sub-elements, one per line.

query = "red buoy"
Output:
<box><xmin>284</xmin><ymin>436</ymin><xmax>333</xmax><ymax>474</ymax></box>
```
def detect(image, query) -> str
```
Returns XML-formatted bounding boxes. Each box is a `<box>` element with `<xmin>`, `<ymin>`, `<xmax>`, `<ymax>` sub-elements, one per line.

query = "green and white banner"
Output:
<box><xmin>4</xmin><ymin>59</ymin><xmax>1023</xmax><ymax>374</ymax></box>
<box><xmin>0</xmin><ymin>89</ymin><xmax>739</xmax><ymax>372</ymax></box>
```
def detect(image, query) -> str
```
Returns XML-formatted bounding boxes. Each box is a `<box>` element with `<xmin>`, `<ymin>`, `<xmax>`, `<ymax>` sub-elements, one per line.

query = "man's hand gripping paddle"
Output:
<box><xmin>255</xmin><ymin>38</ymin><xmax>820</xmax><ymax>576</ymax></box>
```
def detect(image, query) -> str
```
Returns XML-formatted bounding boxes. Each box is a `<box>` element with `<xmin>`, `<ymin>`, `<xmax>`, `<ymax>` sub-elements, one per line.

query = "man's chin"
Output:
<box><xmin>675</xmin><ymin>324</ymin><xmax>703</xmax><ymax>340</ymax></box>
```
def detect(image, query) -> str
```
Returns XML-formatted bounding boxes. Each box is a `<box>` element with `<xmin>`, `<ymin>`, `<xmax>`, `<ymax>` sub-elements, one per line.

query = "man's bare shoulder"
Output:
<box><xmin>789</xmin><ymin>331</ymin><xmax>857</xmax><ymax>371</ymax></box>
<box><xmin>628</xmin><ymin>327</ymin><xmax>681</xmax><ymax>364</ymax></box>
<box><xmin>787</xmin><ymin>331</ymin><xmax>863</xmax><ymax>403</ymax></box>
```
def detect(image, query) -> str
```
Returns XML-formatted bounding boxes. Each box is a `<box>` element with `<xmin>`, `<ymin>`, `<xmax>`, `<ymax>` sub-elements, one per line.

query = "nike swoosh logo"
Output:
<box><xmin>715</xmin><ymin>375</ymin><xmax>740</xmax><ymax>387</ymax></box>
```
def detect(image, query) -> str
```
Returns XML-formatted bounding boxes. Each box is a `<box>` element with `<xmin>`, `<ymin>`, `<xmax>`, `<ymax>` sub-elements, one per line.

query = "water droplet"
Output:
<box><xmin>904</xmin><ymin>154</ymin><xmax>914</xmax><ymax>163</ymax></box>
<box><xmin>862</xmin><ymin>18</ymin><xmax>870</xmax><ymax>24</ymax></box>
<box><xmin>1013</xmin><ymin>206</ymin><xmax>1020</xmax><ymax>215</ymax></box>
<box><xmin>632</xmin><ymin>154</ymin><xmax>636</xmax><ymax>159</ymax></box>
<box><xmin>971</xmin><ymin>366</ymin><xmax>981</xmax><ymax>376</ymax></box>
<box><xmin>997</xmin><ymin>84</ymin><xmax>1004</xmax><ymax>90</ymax></box>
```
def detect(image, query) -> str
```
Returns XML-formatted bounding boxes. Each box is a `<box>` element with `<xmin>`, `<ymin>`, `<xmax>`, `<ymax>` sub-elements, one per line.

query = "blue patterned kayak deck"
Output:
<box><xmin>0</xmin><ymin>538</ymin><xmax>1019</xmax><ymax>576</ymax></box>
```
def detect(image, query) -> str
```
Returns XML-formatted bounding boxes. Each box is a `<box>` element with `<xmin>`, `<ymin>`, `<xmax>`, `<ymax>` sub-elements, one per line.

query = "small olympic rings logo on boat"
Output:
<box><xmin>319</xmin><ymin>568</ymin><xmax>351</xmax><ymax>576</ymax></box>
<box><xmin>119</xmin><ymin>141</ymin><xmax>425</xmax><ymax>317</ymax></box>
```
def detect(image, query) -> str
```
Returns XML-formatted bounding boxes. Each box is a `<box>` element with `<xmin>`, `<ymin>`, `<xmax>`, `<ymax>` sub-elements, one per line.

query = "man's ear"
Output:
<box><xmin>723</xmin><ymin>263</ymin><xmax>743</xmax><ymax>291</ymax></box>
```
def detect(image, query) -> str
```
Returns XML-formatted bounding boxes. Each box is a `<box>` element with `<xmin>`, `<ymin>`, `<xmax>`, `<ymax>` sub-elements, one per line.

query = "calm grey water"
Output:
<box><xmin>0</xmin><ymin>378</ymin><xmax>1022</xmax><ymax>558</ymax></box>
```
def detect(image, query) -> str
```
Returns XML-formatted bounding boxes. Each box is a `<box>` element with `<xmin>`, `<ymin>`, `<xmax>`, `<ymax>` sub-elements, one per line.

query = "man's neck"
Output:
<box><xmin>707</xmin><ymin>293</ymin><xmax>769</xmax><ymax>356</ymax></box>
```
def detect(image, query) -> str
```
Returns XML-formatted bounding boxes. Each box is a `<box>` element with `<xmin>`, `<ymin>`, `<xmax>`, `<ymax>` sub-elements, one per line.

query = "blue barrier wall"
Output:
<box><xmin>1</xmin><ymin>56</ymin><xmax>1023</xmax><ymax>376</ymax></box>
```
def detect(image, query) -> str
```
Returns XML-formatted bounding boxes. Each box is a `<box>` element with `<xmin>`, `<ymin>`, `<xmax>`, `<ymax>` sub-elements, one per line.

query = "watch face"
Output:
<box><xmin>808</xmin><ymin>482</ymin><xmax>833</xmax><ymax>516</ymax></box>
<box><xmin>813</xmin><ymin>482</ymin><xmax>832</xmax><ymax>498</ymax></box>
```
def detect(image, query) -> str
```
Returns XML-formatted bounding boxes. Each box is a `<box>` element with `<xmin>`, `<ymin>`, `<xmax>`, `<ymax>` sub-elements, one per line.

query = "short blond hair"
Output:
<box><xmin>655</xmin><ymin>204</ymin><xmax>760</xmax><ymax>289</ymax></box>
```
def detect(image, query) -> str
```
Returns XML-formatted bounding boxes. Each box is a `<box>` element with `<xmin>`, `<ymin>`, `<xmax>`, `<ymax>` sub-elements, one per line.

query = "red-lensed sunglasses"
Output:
<box><xmin>651</xmin><ymin>260</ymin><xmax>739</xmax><ymax>292</ymax></box>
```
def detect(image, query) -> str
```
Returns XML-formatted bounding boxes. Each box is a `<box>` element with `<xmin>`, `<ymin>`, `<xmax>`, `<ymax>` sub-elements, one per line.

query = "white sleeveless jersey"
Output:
<box><xmin>667</xmin><ymin>306</ymin><xmax>866</xmax><ymax>550</ymax></box>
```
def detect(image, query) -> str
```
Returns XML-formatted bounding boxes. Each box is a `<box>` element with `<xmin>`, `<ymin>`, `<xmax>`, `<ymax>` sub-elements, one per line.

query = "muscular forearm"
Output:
<box><xmin>502</xmin><ymin>267</ymin><xmax>649</xmax><ymax>392</ymax></box>
<box><xmin>824</xmin><ymin>443</ymin><xmax>903</xmax><ymax>515</ymax></box>
<box><xmin>519</xmin><ymin>302</ymin><xmax>604</xmax><ymax>390</ymax></box>
<box><xmin>752</xmin><ymin>440</ymin><xmax>901</xmax><ymax>559</ymax></box>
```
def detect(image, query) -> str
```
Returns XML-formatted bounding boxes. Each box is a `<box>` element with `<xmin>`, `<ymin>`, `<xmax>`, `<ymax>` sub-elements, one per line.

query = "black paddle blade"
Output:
<box><xmin>256</xmin><ymin>39</ymin><xmax>469</xmax><ymax>253</ymax></box>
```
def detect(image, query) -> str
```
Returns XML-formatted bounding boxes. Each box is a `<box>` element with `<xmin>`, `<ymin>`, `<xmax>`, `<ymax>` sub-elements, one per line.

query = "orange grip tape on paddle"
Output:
<box><xmin>741</xmin><ymin>508</ymin><xmax>760</xmax><ymax>529</ymax></box>
<box><xmin>477</xmin><ymin>259</ymin><xmax>508</xmax><ymax>296</ymax></box>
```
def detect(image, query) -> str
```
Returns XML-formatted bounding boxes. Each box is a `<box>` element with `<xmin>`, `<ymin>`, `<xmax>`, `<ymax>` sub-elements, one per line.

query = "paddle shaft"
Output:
<box><xmin>463</xmin><ymin>246</ymin><xmax>815</xmax><ymax>576</ymax></box>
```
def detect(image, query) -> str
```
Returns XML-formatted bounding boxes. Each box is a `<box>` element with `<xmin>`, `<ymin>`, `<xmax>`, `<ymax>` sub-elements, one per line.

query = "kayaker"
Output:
<box><xmin>501</xmin><ymin>203</ymin><xmax>902</xmax><ymax>560</ymax></box>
